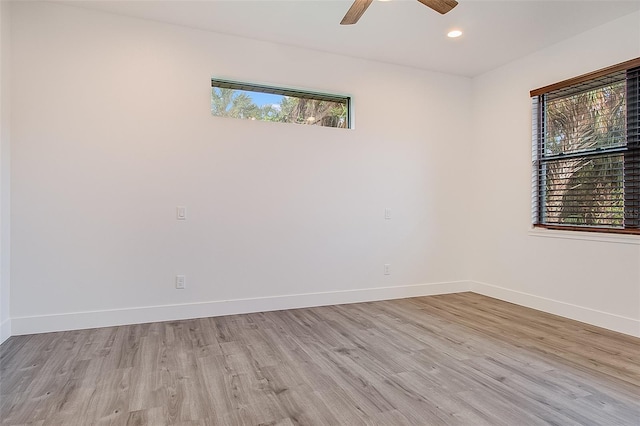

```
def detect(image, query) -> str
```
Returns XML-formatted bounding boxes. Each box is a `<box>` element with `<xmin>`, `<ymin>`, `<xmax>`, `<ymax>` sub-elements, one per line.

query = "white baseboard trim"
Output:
<box><xmin>10</xmin><ymin>280</ymin><xmax>472</xmax><ymax>336</ymax></box>
<box><xmin>0</xmin><ymin>318</ymin><xmax>11</xmax><ymax>345</ymax></box>
<box><xmin>9</xmin><ymin>280</ymin><xmax>638</xmax><ymax>339</ymax></box>
<box><xmin>471</xmin><ymin>281</ymin><xmax>640</xmax><ymax>338</ymax></box>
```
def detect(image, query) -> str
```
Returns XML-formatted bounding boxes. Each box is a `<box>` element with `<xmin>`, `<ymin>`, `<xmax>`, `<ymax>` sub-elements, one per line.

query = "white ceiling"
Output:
<box><xmin>57</xmin><ymin>0</ymin><xmax>640</xmax><ymax>77</ymax></box>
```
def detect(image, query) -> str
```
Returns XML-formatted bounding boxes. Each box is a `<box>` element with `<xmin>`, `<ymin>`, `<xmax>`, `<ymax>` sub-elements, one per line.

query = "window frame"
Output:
<box><xmin>211</xmin><ymin>78</ymin><xmax>352</xmax><ymax>129</ymax></box>
<box><xmin>530</xmin><ymin>57</ymin><xmax>640</xmax><ymax>236</ymax></box>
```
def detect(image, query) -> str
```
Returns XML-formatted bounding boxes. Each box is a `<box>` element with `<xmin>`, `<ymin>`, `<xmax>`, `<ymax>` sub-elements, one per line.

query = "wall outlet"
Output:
<box><xmin>176</xmin><ymin>275</ymin><xmax>186</xmax><ymax>289</ymax></box>
<box><xmin>384</xmin><ymin>208</ymin><xmax>391</xmax><ymax>220</ymax></box>
<box><xmin>384</xmin><ymin>264</ymin><xmax>391</xmax><ymax>275</ymax></box>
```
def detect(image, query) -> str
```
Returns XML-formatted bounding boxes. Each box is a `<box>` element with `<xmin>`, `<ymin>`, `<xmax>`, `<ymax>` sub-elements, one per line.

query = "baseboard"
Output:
<box><xmin>471</xmin><ymin>281</ymin><xmax>640</xmax><ymax>338</ymax></box>
<box><xmin>10</xmin><ymin>280</ymin><xmax>472</xmax><ymax>336</ymax></box>
<box><xmin>10</xmin><ymin>280</ymin><xmax>638</xmax><ymax>339</ymax></box>
<box><xmin>0</xmin><ymin>317</ymin><xmax>10</xmax><ymax>345</ymax></box>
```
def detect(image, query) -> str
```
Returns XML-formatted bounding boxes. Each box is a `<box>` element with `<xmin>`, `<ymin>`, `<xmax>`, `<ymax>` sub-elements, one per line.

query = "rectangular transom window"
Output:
<box><xmin>531</xmin><ymin>58</ymin><xmax>640</xmax><ymax>235</ymax></box>
<box><xmin>211</xmin><ymin>78</ymin><xmax>351</xmax><ymax>129</ymax></box>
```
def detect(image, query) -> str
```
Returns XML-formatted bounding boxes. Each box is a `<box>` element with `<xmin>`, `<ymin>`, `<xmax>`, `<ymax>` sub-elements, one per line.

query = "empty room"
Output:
<box><xmin>0</xmin><ymin>0</ymin><xmax>639</xmax><ymax>424</ymax></box>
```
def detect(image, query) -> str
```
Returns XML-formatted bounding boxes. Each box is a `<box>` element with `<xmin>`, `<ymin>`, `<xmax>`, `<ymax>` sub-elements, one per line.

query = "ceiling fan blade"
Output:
<box><xmin>340</xmin><ymin>0</ymin><xmax>373</xmax><ymax>25</ymax></box>
<box><xmin>416</xmin><ymin>0</ymin><xmax>458</xmax><ymax>15</ymax></box>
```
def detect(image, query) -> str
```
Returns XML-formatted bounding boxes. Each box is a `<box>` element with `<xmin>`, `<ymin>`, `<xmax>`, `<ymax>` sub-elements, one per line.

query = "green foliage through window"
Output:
<box><xmin>531</xmin><ymin>59</ymin><xmax>640</xmax><ymax>234</ymax></box>
<box><xmin>211</xmin><ymin>79</ymin><xmax>350</xmax><ymax>129</ymax></box>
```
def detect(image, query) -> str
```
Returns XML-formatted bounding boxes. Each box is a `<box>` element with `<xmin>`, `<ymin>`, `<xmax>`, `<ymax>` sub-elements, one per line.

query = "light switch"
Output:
<box><xmin>177</xmin><ymin>206</ymin><xmax>187</xmax><ymax>220</ymax></box>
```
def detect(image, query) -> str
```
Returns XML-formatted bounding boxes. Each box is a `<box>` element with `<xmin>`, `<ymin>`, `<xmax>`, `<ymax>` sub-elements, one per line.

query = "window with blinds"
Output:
<box><xmin>531</xmin><ymin>58</ymin><xmax>640</xmax><ymax>235</ymax></box>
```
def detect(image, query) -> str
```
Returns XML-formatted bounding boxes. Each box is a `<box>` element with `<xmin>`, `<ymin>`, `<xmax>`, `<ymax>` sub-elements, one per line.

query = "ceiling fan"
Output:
<box><xmin>340</xmin><ymin>0</ymin><xmax>458</xmax><ymax>25</ymax></box>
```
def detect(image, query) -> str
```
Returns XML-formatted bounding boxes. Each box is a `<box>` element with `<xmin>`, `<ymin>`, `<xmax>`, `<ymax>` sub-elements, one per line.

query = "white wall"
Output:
<box><xmin>9</xmin><ymin>2</ymin><xmax>472</xmax><ymax>334</ymax></box>
<box><xmin>470</xmin><ymin>11</ymin><xmax>640</xmax><ymax>337</ymax></box>
<box><xmin>0</xmin><ymin>0</ymin><xmax>12</xmax><ymax>344</ymax></box>
<box><xmin>7</xmin><ymin>2</ymin><xmax>638</xmax><ymax>340</ymax></box>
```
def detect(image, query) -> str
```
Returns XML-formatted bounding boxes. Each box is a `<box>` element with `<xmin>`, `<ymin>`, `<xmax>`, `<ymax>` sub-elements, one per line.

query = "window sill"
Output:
<box><xmin>529</xmin><ymin>227</ymin><xmax>640</xmax><ymax>245</ymax></box>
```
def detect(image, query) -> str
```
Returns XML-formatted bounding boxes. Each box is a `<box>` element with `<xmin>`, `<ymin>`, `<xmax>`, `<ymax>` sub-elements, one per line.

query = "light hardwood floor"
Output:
<box><xmin>1</xmin><ymin>292</ymin><xmax>639</xmax><ymax>425</ymax></box>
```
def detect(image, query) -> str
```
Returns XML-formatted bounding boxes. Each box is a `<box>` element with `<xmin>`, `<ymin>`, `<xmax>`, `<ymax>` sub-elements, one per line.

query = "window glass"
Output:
<box><xmin>531</xmin><ymin>58</ymin><xmax>640</xmax><ymax>234</ymax></box>
<box><xmin>211</xmin><ymin>79</ymin><xmax>350</xmax><ymax>129</ymax></box>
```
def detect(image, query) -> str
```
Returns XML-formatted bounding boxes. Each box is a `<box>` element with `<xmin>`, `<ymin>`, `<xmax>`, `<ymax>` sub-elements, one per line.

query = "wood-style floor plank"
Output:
<box><xmin>1</xmin><ymin>292</ymin><xmax>639</xmax><ymax>425</ymax></box>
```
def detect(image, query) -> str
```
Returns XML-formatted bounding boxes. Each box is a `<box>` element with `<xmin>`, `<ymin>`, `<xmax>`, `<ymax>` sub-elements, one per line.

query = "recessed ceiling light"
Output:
<box><xmin>447</xmin><ymin>30</ymin><xmax>463</xmax><ymax>38</ymax></box>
